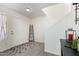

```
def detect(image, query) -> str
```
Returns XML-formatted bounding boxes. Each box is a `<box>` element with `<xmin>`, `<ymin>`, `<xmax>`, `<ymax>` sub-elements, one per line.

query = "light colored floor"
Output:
<box><xmin>0</xmin><ymin>42</ymin><xmax>57</xmax><ymax>56</ymax></box>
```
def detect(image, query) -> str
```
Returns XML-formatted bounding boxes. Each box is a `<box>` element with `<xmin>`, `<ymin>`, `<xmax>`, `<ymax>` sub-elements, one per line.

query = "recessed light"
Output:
<box><xmin>26</xmin><ymin>8</ymin><xmax>31</xmax><ymax>12</ymax></box>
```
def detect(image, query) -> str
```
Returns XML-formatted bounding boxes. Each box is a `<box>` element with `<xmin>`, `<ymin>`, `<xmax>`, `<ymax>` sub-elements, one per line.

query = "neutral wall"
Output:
<box><xmin>44</xmin><ymin>4</ymin><xmax>79</xmax><ymax>55</ymax></box>
<box><xmin>0</xmin><ymin>5</ymin><xmax>30</xmax><ymax>52</ymax></box>
<box><xmin>32</xmin><ymin>4</ymin><xmax>72</xmax><ymax>43</ymax></box>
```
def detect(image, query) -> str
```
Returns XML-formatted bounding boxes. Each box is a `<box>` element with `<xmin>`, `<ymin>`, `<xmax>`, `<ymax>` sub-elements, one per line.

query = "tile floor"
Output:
<box><xmin>0</xmin><ymin>42</ymin><xmax>57</xmax><ymax>56</ymax></box>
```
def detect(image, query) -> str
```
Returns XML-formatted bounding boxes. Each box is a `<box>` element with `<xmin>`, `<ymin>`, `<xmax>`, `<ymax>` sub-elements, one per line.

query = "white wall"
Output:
<box><xmin>0</xmin><ymin>5</ymin><xmax>30</xmax><ymax>52</ymax></box>
<box><xmin>32</xmin><ymin>4</ymin><xmax>72</xmax><ymax>43</ymax></box>
<box><xmin>44</xmin><ymin>4</ymin><xmax>79</xmax><ymax>55</ymax></box>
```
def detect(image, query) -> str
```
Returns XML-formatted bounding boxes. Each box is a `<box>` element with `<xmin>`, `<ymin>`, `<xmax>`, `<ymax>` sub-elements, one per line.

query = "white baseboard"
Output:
<box><xmin>45</xmin><ymin>49</ymin><xmax>61</xmax><ymax>56</ymax></box>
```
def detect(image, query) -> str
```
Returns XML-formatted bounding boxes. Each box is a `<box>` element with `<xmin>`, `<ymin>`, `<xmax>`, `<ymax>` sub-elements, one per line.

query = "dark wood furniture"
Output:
<box><xmin>60</xmin><ymin>39</ymin><xmax>79</xmax><ymax>56</ymax></box>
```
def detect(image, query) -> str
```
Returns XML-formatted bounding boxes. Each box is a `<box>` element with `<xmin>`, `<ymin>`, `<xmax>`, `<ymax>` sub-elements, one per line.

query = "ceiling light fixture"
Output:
<box><xmin>26</xmin><ymin>8</ymin><xmax>31</xmax><ymax>12</ymax></box>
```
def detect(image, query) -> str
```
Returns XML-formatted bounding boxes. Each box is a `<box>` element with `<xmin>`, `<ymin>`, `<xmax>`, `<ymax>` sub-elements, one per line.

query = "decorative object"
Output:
<box><xmin>75</xmin><ymin>35</ymin><xmax>79</xmax><ymax>52</ymax></box>
<box><xmin>71</xmin><ymin>39</ymin><xmax>77</xmax><ymax>49</ymax></box>
<box><xmin>29</xmin><ymin>24</ymin><xmax>34</xmax><ymax>42</ymax></box>
<box><xmin>72</xmin><ymin>3</ymin><xmax>79</xmax><ymax>24</ymax></box>
<box><xmin>65</xmin><ymin>28</ymin><xmax>76</xmax><ymax>42</ymax></box>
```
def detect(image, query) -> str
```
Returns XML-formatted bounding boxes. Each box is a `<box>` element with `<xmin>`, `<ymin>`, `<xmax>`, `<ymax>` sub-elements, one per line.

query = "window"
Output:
<box><xmin>0</xmin><ymin>14</ymin><xmax>6</xmax><ymax>40</ymax></box>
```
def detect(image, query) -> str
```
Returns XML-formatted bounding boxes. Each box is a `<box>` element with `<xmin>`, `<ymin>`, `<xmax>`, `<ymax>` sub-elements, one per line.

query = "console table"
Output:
<box><xmin>60</xmin><ymin>39</ymin><xmax>79</xmax><ymax>56</ymax></box>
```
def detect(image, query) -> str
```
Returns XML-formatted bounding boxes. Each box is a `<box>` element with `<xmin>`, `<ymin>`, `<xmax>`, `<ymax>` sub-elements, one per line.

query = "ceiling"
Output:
<box><xmin>0</xmin><ymin>3</ymin><xmax>57</xmax><ymax>19</ymax></box>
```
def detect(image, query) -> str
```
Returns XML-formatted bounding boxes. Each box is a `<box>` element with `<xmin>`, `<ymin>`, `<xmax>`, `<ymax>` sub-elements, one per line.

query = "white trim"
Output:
<box><xmin>45</xmin><ymin>49</ymin><xmax>61</xmax><ymax>56</ymax></box>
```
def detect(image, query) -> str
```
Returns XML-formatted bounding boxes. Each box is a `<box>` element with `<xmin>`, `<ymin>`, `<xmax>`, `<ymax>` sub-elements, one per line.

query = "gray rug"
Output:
<box><xmin>0</xmin><ymin>42</ymin><xmax>56</xmax><ymax>56</ymax></box>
